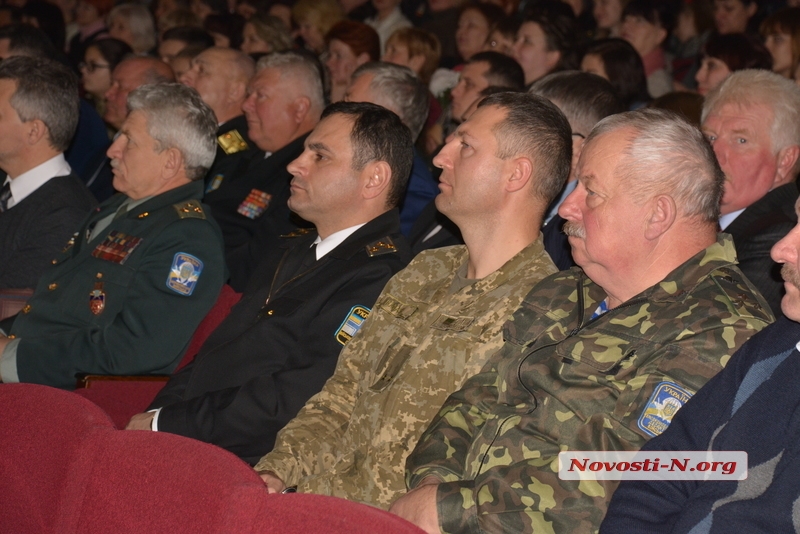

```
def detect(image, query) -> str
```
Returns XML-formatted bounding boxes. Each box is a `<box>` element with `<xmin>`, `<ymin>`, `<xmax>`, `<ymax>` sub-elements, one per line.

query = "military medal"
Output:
<box><xmin>89</xmin><ymin>273</ymin><xmax>105</xmax><ymax>315</ymax></box>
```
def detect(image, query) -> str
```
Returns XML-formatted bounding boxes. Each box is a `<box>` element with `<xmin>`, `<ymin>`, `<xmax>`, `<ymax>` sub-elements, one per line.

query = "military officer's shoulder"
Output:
<box><xmin>704</xmin><ymin>266</ymin><xmax>774</xmax><ymax>321</ymax></box>
<box><xmin>280</xmin><ymin>228</ymin><xmax>315</xmax><ymax>239</ymax></box>
<box><xmin>172</xmin><ymin>199</ymin><xmax>207</xmax><ymax>220</ymax></box>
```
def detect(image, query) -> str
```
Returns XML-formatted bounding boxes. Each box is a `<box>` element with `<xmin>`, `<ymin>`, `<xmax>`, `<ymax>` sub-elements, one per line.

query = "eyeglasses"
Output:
<box><xmin>79</xmin><ymin>61</ymin><xmax>111</xmax><ymax>73</ymax></box>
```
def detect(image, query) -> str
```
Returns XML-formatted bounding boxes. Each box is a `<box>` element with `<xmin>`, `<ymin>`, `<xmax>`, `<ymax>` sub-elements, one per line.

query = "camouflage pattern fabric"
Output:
<box><xmin>406</xmin><ymin>234</ymin><xmax>774</xmax><ymax>534</ymax></box>
<box><xmin>253</xmin><ymin>237</ymin><xmax>557</xmax><ymax>507</ymax></box>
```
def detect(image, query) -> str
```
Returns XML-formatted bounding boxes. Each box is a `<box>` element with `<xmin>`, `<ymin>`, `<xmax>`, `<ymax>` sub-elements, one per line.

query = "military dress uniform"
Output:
<box><xmin>203</xmin><ymin>115</ymin><xmax>257</xmax><ymax>193</ymax></box>
<box><xmin>1</xmin><ymin>181</ymin><xmax>226</xmax><ymax>390</ymax></box>
<box><xmin>406</xmin><ymin>234</ymin><xmax>773</xmax><ymax>534</ymax></box>
<box><xmin>253</xmin><ymin>236</ymin><xmax>557</xmax><ymax>507</ymax></box>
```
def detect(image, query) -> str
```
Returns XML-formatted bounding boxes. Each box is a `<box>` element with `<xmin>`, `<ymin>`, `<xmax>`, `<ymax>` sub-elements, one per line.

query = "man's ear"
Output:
<box><xmin>644</xmin><ymin>194</ymin><xmax>677</xmax><ymax>240</ymax></box>
<box><xmin>775</xmin><ymin>145</ymin><xmax>800</xmax><ymax>185</ymax></box>
<box><xmin>26</xmin><ymin>119</ymin><xmax>48</xmax><ymax>146</ymax></box>
<box><xmin>161</xmin><ymin>147</ymin><xmax>184</xmax><ymax>180</ymax></box>
<box><xmin>363</xmin><ymin>161</ymin><xmax>392</xmax><ymax>200</ymax></box>
<box><xmin>292</xmin><ymin>96</ymin><xmax>311</xmax><ymax>125</ymax></box>
<box><xmin>505</xmin><ymin>156</ymin><xmax>533</xmax><ymax>193</ymax></box>
<box><xmin>228</xmin><ymin>80</ymin><xmax>247</xmax><ymax>105</ymax></box>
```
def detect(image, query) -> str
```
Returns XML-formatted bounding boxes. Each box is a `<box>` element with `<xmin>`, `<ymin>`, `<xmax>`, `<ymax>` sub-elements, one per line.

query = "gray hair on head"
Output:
<box><xmin>256</xmin><ymin>50</ymin><xmax>325</xmax><ymax>116</ymax></box>
<box><xmin>702</xmin><ymin>69</ymin><xmax>800</xmax><ymax>152</ymax></box>
<box><xmin>589</xmin><ymin>108</ymin><xmax>724</xmax><ymax>223</ymax></box>
<box><xmin>351</xmin><ymin>62</ymin><xmax>429</xmax><ymax>141</ymax></box>
<box><xmin>126</xmin><ymin>83</ymin><xmax>218</xmax><ymax>181</ymax></box>
<box><xmin>0</xmin><ymin>55</ymin><xmax>79</xmax><ymax>152</ymax></box>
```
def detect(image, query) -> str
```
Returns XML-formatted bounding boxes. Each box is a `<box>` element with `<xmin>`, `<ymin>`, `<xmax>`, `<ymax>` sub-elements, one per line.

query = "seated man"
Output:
<box><xmin>0</xmin><ymin>84</ymin><xmax>226</xmax><ymax>389</ymax></box>
<box><xmin>254</xmin><ymin>92</ymin><xmax>568</xmax><ymax>507</ymax></box>
<box><xmin>394</xmin><ymin>109</ymin><xmax>773</xmax><ymax>533</ymax></box>
<box><xmin>0</xmin><ymin>56</ymin><xmax>96</xmax><ymax>291</ymax></box>
<box><xmin>126</xmin><ymin>102</ymin><xmax>413</xmax><ymax>465</ymax></box>
<box><xmin>601</xmin><ymin>202</ymin><xmax>800</xmax><ymax>532</ymax></box>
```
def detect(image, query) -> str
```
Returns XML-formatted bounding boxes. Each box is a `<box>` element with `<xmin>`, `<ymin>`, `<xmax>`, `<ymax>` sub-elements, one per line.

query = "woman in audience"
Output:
<box><xmin>454</xmin><ymin>2</ymin><xmax>505</xmax><ymax>63</ymax></box>
<box><xmin>694</xmin><ymin>32</ymin><xmax>771</xmax><ymax>95</ymax></box>
<box><xmin>325</xmin><ymin>20</ymin><xmax>381</xmax><ymax>102</ymax></box>
<box><xmin>240</xmin><ymin>12</ymin><xmax>292</xmax><ymax>55</ymax></box>
<box><xmin>761</xmin><ymin>7</ymin><xmax>800</xmax><ymax>80</ymax></box>
<box><xmin>581</xmin><ymin>38</ymin><xmax>650</xmax><ymax>109</ymax></box>
<box><xmin>292</xmin><ymin>0</ymin><xmax>343</xmax><ymax>54</ymax></box>
<box><xmin>713</xmin><ymin>0</ymin><xmax>757</xmax><ymax>35</ymax></box>
<box><xmin>513</xmin><ymin>3</ymin><xmax>578</xmax><ymax>86</ymax></box>
<box><xmin>619</xmin><ymin>0</ymin><xmax>675</xmax><ymax>98</ymax></box>
<box><xmin>383</xmin><ymin>27</ymin><xmax>441</xmax><ymax>86</ymax></box>
<box><xmin>107</xmin><ymin>3</ymin><xmax>156</xmax><ymax>55</ymax></box>
<box><xmin>68</xmin><ymin>0</ymin><xmax>112</xmax><ymax>69</ymax></box>
<box><xmin>593</xmin><ymin>0</ymin><xmax>627</xmax><ymax>38</ymax></box>
<box><xmin>366</xmin><ymin>0</ymin><xmax>411</xmax><ymax>53</ymax></box>
<box><xmin>483</xmin><ymin>15</ymin><xmax>518</xmax><ymax>56</ymax></box>
<box><xmin>80</xmin><ymin>37</ymin><xmax>132</xmax><ymax>118</ymax></box>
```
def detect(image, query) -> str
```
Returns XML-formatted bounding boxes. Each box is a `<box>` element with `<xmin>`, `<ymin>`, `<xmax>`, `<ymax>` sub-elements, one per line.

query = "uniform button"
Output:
<box><xmin>266</xmin><ymin>310</ymin><xmax>274</xmax><ymax>315</ymax></box>
<box><xmin>51</xmin><ymin>259</ymin><xmax>57</xmax><ymax>264</ymax></box>
<box><xmin>22</xmin><ymin>305</ymin><xmax>31</xmax><ymax>314</ymax></box>
<box><xmin>7</xmin><ymin>335</ymin><xmax>15</xmax><ymax>339</ymax></box>
<box><xmin>48</xmin><ymin>283</ymin><xmax>57</xmax><ymax>290</ymax></box>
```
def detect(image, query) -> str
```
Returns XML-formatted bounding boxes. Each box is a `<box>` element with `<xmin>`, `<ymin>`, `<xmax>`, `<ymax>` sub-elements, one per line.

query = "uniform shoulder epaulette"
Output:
<box><xmin>711</xmin><ymin>267</ymin><xmax>766</xmax><ymax>315</ymax></box>
<box><xmin>280</xmin><ymin>228</ymin><xmax>315</xmax><ymax>238</ymax></box>
<box><xmin>366</xmin><ymin>236</ymin><xmax>398</xmax><ymax>257</ymax></box>
<box><xmin>173</xmin><ymin>199</ymin><xmax>206</xmax><ymax>220</ymax></box>
<box><xmin>217</xmin><ymin>129</ymin><xmax>250</xmax><ymax>155</ymax></box>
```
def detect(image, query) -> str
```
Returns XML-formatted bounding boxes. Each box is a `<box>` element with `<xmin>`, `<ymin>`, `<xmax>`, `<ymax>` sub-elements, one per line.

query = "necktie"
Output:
<box><xmin>0</xmin><ymin>181</ymin><xmax>11</xmax><ymax>212</ymax></box>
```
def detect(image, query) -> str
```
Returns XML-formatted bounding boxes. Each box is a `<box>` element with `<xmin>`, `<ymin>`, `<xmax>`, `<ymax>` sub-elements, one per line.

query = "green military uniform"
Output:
<box><xmin>1</xmin><ymin>181</ymin><xmax>226</xmax><ymax>390</ymax></box>
<box><xmin>253</xmin><ymin>237</ymin><xmax>557</xmax><ymax>508</ymax></box>
<box><xmin>405</xmin><ymin>235</ymin><xmax>773</xmax><ymax>534</ymax></box>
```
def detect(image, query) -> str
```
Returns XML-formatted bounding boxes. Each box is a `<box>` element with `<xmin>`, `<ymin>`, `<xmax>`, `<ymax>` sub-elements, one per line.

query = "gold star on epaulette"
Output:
<box><xmin>366</xmin><ymin>236</ymin><xmax>397</xmax><ymax>257</ymax></box>
<box><xmin>173</xmin><ymin>199</ymin><xmax>206</xmax><ymax>219</ymax></box>
<box><xmin>217</xmin><ymin>129</ymin><xmax>249</xmax><ymax>155</ymax></box>
<box><xmin>280</xmin><ymin>228</ymin><xmax>314</xmax><ymax>238</ymax></box>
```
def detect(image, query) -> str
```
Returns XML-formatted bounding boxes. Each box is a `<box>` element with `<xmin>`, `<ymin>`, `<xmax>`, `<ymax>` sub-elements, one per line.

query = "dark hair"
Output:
<box><xmin>21</xmin><ymin>1</ymin><xmax>65</xmax><ymax>52</ymax></box>
<box><xmin>468</xmin><ymin>51</ymin><xmax>525</xmax><ymax>90</ymax></box>
<box><xmin>584</xmin><ymin>38</ymin><xmax>651</xmax><ymax>109</ymax></box>
<box><xmin>530</xmin><ymin>71</ymin><xmax>624</xmax><ymax>136</ymax></box>
<box><xmin>622</xmin><ymin>0</ymin><xmax>677</xmax><ymax>36</ymax></box>
<box><xmin>477</xmin><ymin>92</ymin><xmax>572</xmax><ymax>205</ymax></box>
<box><xmin>321</xmin><ymin>101</ymin><xmax>413</xmax><ymax>209</ymax></box>
<box><xmin>195</xmin><ymin>0</ymin><xmax>228</xmax><ymax>16</ymax></box>
<box><xmin>325</xmin><ymin>20</ymin><xmax>381</xmax><ymax>62</ymax></box>
<box><xmin>204</xmin><ymin>13</ymin><xmax>246</xmax><ymax>49</ymax></box>
<box><xmin>161</xmin><ymin>26</ymin><xmax>216</xmax><ymax>49</ymax></box>
<box><xmin>0</xmin><ymin>23</ymin><xmax>57</xmax><ymax>61</ymax></box>
<box><xmin>89</xmin><ymin>38</ymin><xmax>134</xmax><ymax>72</ymax></box>
<box><xmin>0</xmin><ymin>56</ymin><xmax>79</xmax><ymax>152</ymax></box>
<box><xmin>703</xmin><ymin>32</ymin><xmax>772</xmax><ymax>72</ymax></box>
<box><xmin>522</xmin><ymin>1</ymin><xmax>579</xmax><ymax>72</ymax></box>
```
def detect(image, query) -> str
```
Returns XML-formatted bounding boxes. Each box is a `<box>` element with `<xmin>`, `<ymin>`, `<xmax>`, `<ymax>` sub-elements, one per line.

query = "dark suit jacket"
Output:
<box><xmin>204</xmin><ymin>134</ymin><xmax>307</xmax><ymax>256</ymax></box>
<box><xmin>0</xmin><ymin>173</ymin><xmax>96</xmax><ymax>290</ymax></box>
<box><xmin>725</xmin><ymin>182</ymin><xmax>799</xmax><ymax>317</ymax></box>
<box><xmin>408</xmin><ymin>199</ymin><xmax>463</xmax><ymax>256</ymax></box>
<box><xmin>542</xmin><ymin>214</ymin><xmax>575</xmax><ymax>271</ymax></box>
<box><xmin>150</xmin><ymin>209</ymin><xmax>412</xmax><ymax>464</ymax></box>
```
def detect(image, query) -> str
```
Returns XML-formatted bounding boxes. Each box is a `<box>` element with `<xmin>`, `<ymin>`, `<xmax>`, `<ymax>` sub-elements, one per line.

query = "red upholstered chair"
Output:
<box><xmin>0</xmin><ymin>383</ymin><xmax>115</xmax><ymax>534</ymax></box>
<box><xmin>257</xmin><ymin>493</ymin><xmax>427</xmax><ymax>534</ymax></box>
<box><xmin>66</xmin><ymin>430</ymin><xmax>270</xmax><ymax>534</ymax></box>
<box><xmin>74</xmin><ymin>284</ymin><xmax>242</xmax><ymax>427</ymax></box>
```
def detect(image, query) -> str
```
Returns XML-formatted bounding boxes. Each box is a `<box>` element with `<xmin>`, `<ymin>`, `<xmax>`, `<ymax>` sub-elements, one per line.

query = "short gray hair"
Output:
<box><xmin>702</xmin><ymin>69</ymin><xmax>800</xmax><ymax>152</ymax></box>
<box><xmin>589</xmin><ymin>108</ymin><xmax>724</xmax><ymax>223</ymax></box>
<box><xmin>127</xmin><ymin>83</ymin><xmax>217</xmax><ymax>181</ymax></box>
<box><xmin>0</xmin><ymin>56</ymin><xmax>79</xmax><ymax>152</ymax></box>
<box><xmin>351</xmin><ymin>62</ymin><xmax>429</xmax><ymax>141</ymax></box>
<box><xmin>256</xmin><ymin>50</ymin><xmax>324</xmax><ymax>117</ymax></box>
<box><xmin>108</xmin><ymin>4</ymin><xmax>156</xmax><ymax>55</ymax></box>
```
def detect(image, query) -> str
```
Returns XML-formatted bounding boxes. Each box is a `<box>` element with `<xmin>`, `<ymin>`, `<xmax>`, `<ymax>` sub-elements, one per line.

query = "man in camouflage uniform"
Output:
<box><xmin>253</xmin><ymin>92</ymin><xmax>571</xmax><ymax>507</ymax></box>
<box><xmin>393</xmin><ymin>109</ymin><xmax>774</xmax><ymax>533</ymax></box>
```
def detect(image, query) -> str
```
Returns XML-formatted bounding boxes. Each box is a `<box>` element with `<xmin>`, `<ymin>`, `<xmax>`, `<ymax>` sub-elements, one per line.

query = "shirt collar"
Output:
<box><xmin>4</xmin><ymin>153</ymin><xmax>71</xmax><ymax>209</ymax></box>
<box><xmin>719</xmin><ymin>208</ymin><xmax>746</xmax><ymax>230</ymax></box>
<box><xmin>313</xmin><ymin>223</ymin><xmax>367</xmax><ymax>260</ymax></box>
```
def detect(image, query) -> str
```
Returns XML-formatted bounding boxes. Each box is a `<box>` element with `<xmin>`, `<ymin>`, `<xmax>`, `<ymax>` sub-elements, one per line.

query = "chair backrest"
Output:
<box><xmin>179</xmin><ymin>284</ymin><xmax>242</xmax><ymax>370</ymax></box>
<box><xmin>0</xmin><ymin>384</ymin><xmax>115</xmax><ymax>533</ymax></box>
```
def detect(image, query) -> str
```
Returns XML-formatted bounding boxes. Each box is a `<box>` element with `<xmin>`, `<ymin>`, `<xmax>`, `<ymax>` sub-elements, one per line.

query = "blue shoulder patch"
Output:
<box><xmin>335</xmin><ymin>306</ymin><xmax>371</xmax><ymax>345</ymax></box>
<box><xmin>166</xmin><ymin>252</ymin><xmax>203</xmax><ymax>296</ymax></box>
<box><xmin>638</xmin><ymin>381</ymin><xmax>694</xmax><ymax>437</ymax></box>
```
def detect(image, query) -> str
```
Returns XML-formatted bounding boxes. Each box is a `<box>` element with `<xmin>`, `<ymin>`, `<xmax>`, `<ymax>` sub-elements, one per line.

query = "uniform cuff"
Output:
<box><xmin>436</xmin><ymin>480</ymin><xmax>480</xmax><ymax>534</ymax></box>
<box><xmin>1</xmin><ymin>337</ymin><xmax>21</xmax><ymax>383</ymax></box>
<box><xmin>149</xmin><ymin>408</ymin><xmax>161</xmax><ymax>431</ymax></box>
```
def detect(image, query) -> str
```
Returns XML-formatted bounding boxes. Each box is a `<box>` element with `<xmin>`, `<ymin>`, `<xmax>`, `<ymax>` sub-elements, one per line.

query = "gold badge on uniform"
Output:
<box><xmin>217</xmin><ymin>129</ymin><xmax>249</xmax><ymax>154</ymax></box>
<box><xmin>89</xmin><ymin>280</ymin><xmax>106</xmax><ymax>315</ymax></box>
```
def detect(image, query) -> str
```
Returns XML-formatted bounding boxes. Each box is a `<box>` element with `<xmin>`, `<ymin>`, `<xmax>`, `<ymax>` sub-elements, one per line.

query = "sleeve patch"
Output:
<box><xmin>335</xmin><ymin>306</ymin><xmax>371</xmax><ymax>345</ymax></box>
<box><xmin>637</xmin><ymin>381</ymin><xmax>694</xmax><ymax>437</ymax></box>
<box><xmin>166</xmin><ymin>253</ymin><xmax>203</xmax><ymax>296</ymax></box>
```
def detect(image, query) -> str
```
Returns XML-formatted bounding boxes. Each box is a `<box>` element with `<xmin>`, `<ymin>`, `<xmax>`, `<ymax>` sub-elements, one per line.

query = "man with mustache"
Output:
<box><xmin>701</xmin><ymin>69</ymin><xmax>800</xmax><ymax>318</ymax></box>
<box><xmin>394</xmin><ymin>109</ymin><xmax>773</xmax><ymax>534</ymax></box>
<box><xmin>602</xmin><ymin>203</ymin><xmax>800</xmax><ymax>532</ymax></box>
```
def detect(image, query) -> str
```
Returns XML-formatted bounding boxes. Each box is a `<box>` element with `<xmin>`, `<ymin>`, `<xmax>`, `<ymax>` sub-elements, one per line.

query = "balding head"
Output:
<box><xmin>179</xmin><ymin>47</ymin><xmax>254</xmax><ymax>124</ymax></box>
<box><xmin>104</xmin><ymin>56</ymin><xmax>175</xmax><ymax>130</ymax></box>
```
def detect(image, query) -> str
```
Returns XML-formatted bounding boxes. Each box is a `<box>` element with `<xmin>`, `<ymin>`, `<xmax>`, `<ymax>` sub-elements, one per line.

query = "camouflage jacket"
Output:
<box><xmin>253</xmin><ymin>237</ymin><xmax>557</xmax><ymax>508</ymax></box>
<box><xmin>406</xmin><ymin>234</ymin><xmax>773</xmax><ymax>534</ymax></box>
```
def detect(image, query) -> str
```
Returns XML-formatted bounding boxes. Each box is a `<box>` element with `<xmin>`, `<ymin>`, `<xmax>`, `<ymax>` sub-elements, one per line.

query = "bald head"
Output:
<box><xmin>104</xmin><ymin>57</ymin><xmax>175</xmax><ymax>129</ymax></box>
<box><xmin>179</xmin><ymin>47</ymin><xmax>254</xmax><ymax>124</ymax></box>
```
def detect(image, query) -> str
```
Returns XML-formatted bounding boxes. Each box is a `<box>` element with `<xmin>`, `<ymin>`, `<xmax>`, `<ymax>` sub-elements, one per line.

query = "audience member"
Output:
<box><xmin>593</xmin><ymin>0</ymin><xmax>625</xmax><ymax>38</ymax></box>
<box><xmin>713</xmin><ymin>0</ymin><xmax>757</xmax><ymax>35</ymax></box>
<box><xmin>416</xmin><ymin>0</ymin><xmax>464</xmax><ymax>68</ymax></box>
<box><xmin>107</xmin><ymin>3</ymin><xmax>157</xmax><ymax>56</ymax></box>
<box><xmin>80</xmin><ymin>38</ymin><xmax>133</xmax><ymax>117</ymax></box>
<box><xmin>695</xmin><ymin>32</ymin><xmax>772</xmax><ymax>95</ymax></box>
<box><xmin>126</xmin><ymin>102</ymin><xmax>413</xmax><ymax>465</ymax></box>
<box><xmin>483</xmin><ymin>14</ymin><xmax>518</xmax><ymax>56</ymax></box>
<box><xmin>191</xmin><ymin>0</ymin><xmax>227</xmax><ymax>23</ymax></box>
<box><xmin>513</xmin><ymin>1</ymin><xmax>578</xmax><ymax>86</ymax></box>
<box><xmin>325</xmin><ymin>21</ymin><xmax>381</xmax><ymax>102</ymax></box>
<box><xmin>158</xmin><ymin>26</ymin><xmax>215</xmax><ymax>63</ymax></box>
<box><xmin>68</xmin><ymin>0</ymin><xmax>112</xmax><ymax>70</ymax></box>
<box><xmin>582</xmin><ymin>38</ymin><xmax>651</xmax><ymax>109</ymax></box>
<box><xmin>620</xmin><ymin>0</ymin><xmax>676</xmax><ymax>98</ymax></box>
<box><xmin>365</xmin><ymin>0</ymin><xmax>411</xmax><ymax>53</ymax></box>
<box><xmin>393</xmin><ymin>108</ymin><xmax>772</xmax><ymax>533</ymax></box>
<box><xmin>449</xmin><ymin>51</ymin><xmax>524</xmax><ymax>124</ymax></box>
<box><xmin>761</xmin><ymin>7</ymin><xmax>800</xmax><ymax>81</ymax></box>
<box><xmin>454</xmin><ymin>2</ymin><xmax>505</xmax><ymax>63</ymax></box>
<box><xmin>702</xmin><ymin>69</ymin><xmax>800</xmax><ymax>317</ymax></box>
<box><xmin>254</xmin><ymin>92</ymin><xmax>568</xmax><ymax>508</ymax></box>
<box><xmin>292</xmin><ymin>0</ymin><xmax>343</xmax><ymax>54</ymax></box>
<box><xmin>0</xmin><ymin>57</ymin><xmax>95</xmax><ymax>292</ymax></box>
<box><xmin>382</xmin><ymin>27</ymin><xmax>441</xmax><ymax>86</ymax></box>
<box><xmin>0</xmin><ymin>83</ymin><xmax>226</xmax><ymax>389</ymax></box>
<box><xmin>239</xmin><ymin>13</ymin><xmax>293</xmax><ymax>55</ymax></box>
<box><xmin>104</xmin><ymin>57</ymin><xmax>175</xmax><ymax>131</ymax></box>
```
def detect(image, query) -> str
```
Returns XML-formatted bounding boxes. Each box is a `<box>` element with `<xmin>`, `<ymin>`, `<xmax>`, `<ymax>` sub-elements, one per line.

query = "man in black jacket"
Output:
<box><xmin>126</xmin><ymin>102</ymin><xmax>414</xmax><ymax>465</ymax></box>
